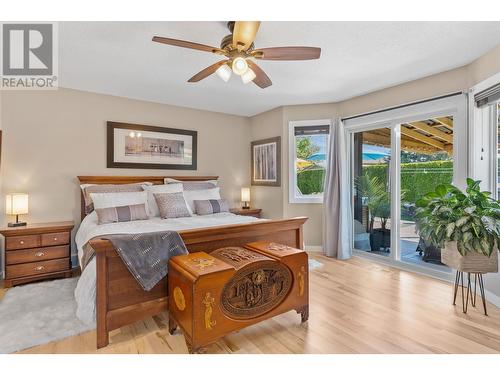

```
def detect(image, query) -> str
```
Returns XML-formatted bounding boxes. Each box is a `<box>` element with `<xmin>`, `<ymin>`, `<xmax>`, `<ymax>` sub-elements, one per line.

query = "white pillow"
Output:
<box><xmin>90</xmin><ymin>191</ymin><xmax>148</xmax><ymax>210</ymax></box>
<box><xmin>183</xmin><ymin>187</ymin><xmax>221</xmax><ymax>215</ymax></box>
<box><xmin>142</xmin><ymin>183</ymin><xmax>183</xmax><ymax>217</ymax></box>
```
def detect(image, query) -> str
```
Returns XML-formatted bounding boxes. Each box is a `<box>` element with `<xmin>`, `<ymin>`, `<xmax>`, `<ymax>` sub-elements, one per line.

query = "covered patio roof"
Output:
<box><xmin>362</xmin><ymin>116</ymin><xmax>454</xmax><ymax>154</ymax></box>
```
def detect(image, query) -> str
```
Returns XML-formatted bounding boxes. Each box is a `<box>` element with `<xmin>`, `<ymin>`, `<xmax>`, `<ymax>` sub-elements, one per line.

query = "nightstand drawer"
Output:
<box><xmin>41</xmin><ymin>232</ymin><xmax>70</xmax><ymax>247</ymax></box>
<box><xmin>5</xmin><ymin>234</ymin><xmax>40</xmax><ymax>250</ymax></box>
<box><xmin>5</xmin><ymin>245</ymin><xmax>70</xmax><ymax>265</ymax></box>
<box><xmin>6</xmin><ymin>258</ymin><xmax>70</xmax><ymax>279</ymax></box>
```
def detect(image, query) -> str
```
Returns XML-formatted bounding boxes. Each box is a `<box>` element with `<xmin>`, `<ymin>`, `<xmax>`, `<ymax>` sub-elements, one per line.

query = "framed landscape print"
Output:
<box><xmin>107</xmin><ymin>122</ymin><xmax>197</xmax><ymax>170</ymax></box>
<box><xmin>251</xmin><ymin>136</ymin><xmax>281</xmax><ymax>186</ymax></box>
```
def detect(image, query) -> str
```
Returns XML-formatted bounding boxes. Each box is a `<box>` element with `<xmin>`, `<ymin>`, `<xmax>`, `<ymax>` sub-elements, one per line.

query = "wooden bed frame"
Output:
<box><xmin>77</xmin><ymin>176</ymin><xmax>308</xmax><ymax>349</ymax></box>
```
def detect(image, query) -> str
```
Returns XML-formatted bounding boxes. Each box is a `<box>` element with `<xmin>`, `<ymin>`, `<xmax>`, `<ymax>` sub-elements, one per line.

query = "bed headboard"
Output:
<box><xmin>77</xmin><ymin>175</ymin><xmax>218</xmax><ymax>220</ymax></box>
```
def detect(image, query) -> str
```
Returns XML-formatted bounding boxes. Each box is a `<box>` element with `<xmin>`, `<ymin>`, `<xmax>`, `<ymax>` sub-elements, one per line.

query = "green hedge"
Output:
<box><xmin>363</xmin><ymin>160</ymin><xmax>453</xmax><ymax>204</ymax></box>
<box><xmin>297</xmin><ymin>169</ymin><xmax>325</xmax><ymax>195</ymax></box>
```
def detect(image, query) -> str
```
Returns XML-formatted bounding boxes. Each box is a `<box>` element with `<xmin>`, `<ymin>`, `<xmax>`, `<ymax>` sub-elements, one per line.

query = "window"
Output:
<box><xmin>289</xmin><ymin>120</ymin><xmax>331</xmax><ymax>203</ymax></box>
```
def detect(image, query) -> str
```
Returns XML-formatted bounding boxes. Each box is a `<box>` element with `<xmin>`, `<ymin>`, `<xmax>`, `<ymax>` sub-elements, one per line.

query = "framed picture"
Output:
<box><xmin>107</xmin><ymin>122</ymin><xmax>197</xmax><ymax>170</ymax></box>
<box><xmin>251</xmin><ymin>136</ymin><xmax>281</xmax><ymax>186</ymax></box>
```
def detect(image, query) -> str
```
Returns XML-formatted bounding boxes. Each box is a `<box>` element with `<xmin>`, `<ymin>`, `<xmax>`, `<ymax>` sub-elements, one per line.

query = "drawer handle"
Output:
<box><xmin>53</xmin><ymin>237</ymin><xmax>58</xmax><ymax>241</ymax></box>
<box><xmin>35</xmin><ymin>265</ymin><xmax>45</xmax><ymax>271</ymax></box>
<box><xmin>20</xmin><ymin>240</ymin><xmax>25</xmax><ymax>245</ymax></box>
<box><xmin>35</xmin><ymin>252</ymin><xmax>45</xmax><ymax>257</ymax></box>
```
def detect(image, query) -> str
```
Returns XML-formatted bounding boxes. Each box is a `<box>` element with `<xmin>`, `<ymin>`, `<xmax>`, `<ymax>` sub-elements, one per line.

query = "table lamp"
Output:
<box><xmin>6</xmin><ymin>193</ymin><xmax>29</xmax><ymax>227</ymax></box>
<box><xmin>241</xmin><ymin>187</ymin><xmax>250</xmax><ymax>209</ymax></box>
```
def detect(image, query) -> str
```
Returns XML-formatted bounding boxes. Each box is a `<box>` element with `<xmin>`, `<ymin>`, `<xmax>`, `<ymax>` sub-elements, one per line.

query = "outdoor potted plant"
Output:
<box><xmin>357</xmin><ymin>175</ymin><xmax>391</xmax><ymax>252</ymax></box>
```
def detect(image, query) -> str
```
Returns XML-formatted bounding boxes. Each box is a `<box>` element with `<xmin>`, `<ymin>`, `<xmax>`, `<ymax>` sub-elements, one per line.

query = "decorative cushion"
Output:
<box><xmin>143</xmin><ymin>183</ymin><xmax>183</xmax><ymax>217</ymax></box>
<box><xmin>95</xmin><ymin>204</ymin><xmax>148</xmax><ymax>225</ymax></box>
<box><xmin>90</xmin><ymin>191</ymin><xmax>149</xmax><ymax>210</ymax></box>
<box><xmin>154</xmin><ymin>192</ymin><xmax>192</xmax><ymax>219</ymax></box>
<box><xmin>194</xmin><ymin>199</ymin><xmax>229</xmax><ymax>215</ymax></box>
<box><xmin>182</xmin><ymin>187</ymin><xmax>221</xmax><ymax>215</ymax></box>
<box><xmin>81</xmin><ymin>183</ymin><xmax>151</xmax><ymax>214</ymax></box>
<box><xmin>164</xmin><ymin>178</ymin><xmax>217</xmax><ymax>191</ymax></box>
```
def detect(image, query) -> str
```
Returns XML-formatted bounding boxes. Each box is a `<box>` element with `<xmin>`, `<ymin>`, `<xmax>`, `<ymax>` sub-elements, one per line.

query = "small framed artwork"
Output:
<box><xmin>107</xmin><ymin>122</ymin><xmax>197</xmax><ymax>170</ymax></box>
<box><xmin>251</xmin><ymin>136</ymin><xmax>281</xmax><ymax>186</ymax></box>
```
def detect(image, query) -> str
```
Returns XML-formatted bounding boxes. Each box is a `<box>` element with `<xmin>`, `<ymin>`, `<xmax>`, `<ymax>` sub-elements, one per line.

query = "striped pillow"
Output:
<box><xmin>154</xmin><ymin>192</ymin><xmax>191</xmax><ymax>219</ymax></box>
<box><xmin>194</xmin><ymin>199</ymin><xmax>229</xmax><ymax>215</ymax></box>
<box><xmin>95</xmin><ymin>203</ymin><xmax>148</xmax><ymax>225</ymax></box>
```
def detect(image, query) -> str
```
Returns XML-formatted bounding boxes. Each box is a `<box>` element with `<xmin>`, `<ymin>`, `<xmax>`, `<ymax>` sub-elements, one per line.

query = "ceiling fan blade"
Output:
<box><xmin>232</xmin><ymin>21</ymin><xmax>261</xmax><ymax>51</ymax></box>
<box><xmin>247</xmin><ymin>60</ymin><xmax>272</xmax><ymax>89</ymax></box>
<box><xmin>188</xmin><ymin>60</ymin><xmax>228</xmax><ymax>82</ymax></box>
<box><xmin>152</xmin><ymin>36</ymin><xmax>225</xmax><ymax>55</ymax></box>
<box><xmin>252</xmin><ymin>46</ymin><xmax>321</xmax><ymax>60</ymax></box>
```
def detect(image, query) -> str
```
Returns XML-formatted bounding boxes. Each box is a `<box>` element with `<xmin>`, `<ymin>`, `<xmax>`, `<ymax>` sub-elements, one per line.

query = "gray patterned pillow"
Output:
<box><xmin>194</xmin><ymin>199</ymin><xmax>229</xmax><ymax>215</ymax></box>
<box><xmin>95</xmin><ymin>204</ymin><xmax>148</xmax><ymax>225</ymax></box>
<box><xmin>154</xmin><ymin>192</ymin><xmax>191</xmax><ymax>219</ymax></box>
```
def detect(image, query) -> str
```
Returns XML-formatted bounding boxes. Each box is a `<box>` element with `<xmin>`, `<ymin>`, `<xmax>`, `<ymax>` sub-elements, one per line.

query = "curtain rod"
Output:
<box><xmin>341</xmin><ymin>91</ymin><xmax>464</xmax><ymax>122</ymax></box>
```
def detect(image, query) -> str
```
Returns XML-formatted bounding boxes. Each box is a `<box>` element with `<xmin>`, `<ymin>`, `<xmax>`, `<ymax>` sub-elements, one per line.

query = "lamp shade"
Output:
<box><xmin>6</xmin><ymin>193</ymin><xmax>29</xmax><ymax>215</ymax></box>
<box><xmin>216</xmin><ymin>64</ymin><xmax>232</xmax><ymax>82</ymax></box>
<box><xmin>241</xmin><ymin>187</ymin><xmax>251</xmax><ymax>202</ymax></box>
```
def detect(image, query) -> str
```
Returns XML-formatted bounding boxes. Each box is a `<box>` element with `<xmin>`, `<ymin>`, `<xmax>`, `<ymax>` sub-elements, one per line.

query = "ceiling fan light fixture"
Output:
<box><xmin>241</xmin><ymin>68</ymin><xmax>256</xmax><ymax>84</ymax></box>
<box><xmin>232</xmin><ymin>57</ymin><xmax>248</xmax><ymax>75</ymax></box>
<box><xmin>215</xmin><ymin>64</ymin><xmax>232</xmax><ymax>82</ymax></box>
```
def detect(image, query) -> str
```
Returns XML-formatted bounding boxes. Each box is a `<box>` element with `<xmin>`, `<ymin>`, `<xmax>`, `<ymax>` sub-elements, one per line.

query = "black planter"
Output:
<box><xmin>370</xmin><ymin>228</ymin><xmax>391</xmax><ymax>252</ymax></box>
<box><xmin>416</xmin><ymin>238</ymin><xmax>443</xmax><ymax>264</ymax></box>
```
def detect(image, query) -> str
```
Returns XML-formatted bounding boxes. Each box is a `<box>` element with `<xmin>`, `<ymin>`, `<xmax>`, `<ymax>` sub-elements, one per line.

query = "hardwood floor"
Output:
<box><xmin>4</xmin><ymin>254</ymin><xmax>500</xmax><ymax>354</ymax></box>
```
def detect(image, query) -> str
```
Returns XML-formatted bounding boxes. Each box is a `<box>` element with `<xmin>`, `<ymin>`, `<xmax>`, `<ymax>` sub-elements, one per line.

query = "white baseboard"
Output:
<box><xmin>484</xmin><ymin>288</ymin><xmax>500</xmax><ymax>308</ymax></box>
<box><xmin>306</xmin><ymin>245</ymin><xmax>323</xmax><ymax>252</ymax></box>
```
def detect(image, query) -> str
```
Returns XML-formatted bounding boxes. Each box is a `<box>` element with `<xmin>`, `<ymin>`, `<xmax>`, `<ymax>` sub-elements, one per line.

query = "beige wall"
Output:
<box><xmin>467</xmin><ymin>43</ymin><xmax>500</xmax><ymax>86</ymax></box>
<box><xmin>0</xmin><ymin>88</ymin><xmax>251</xmax><ymax>265</ymax></box>
<box><xmin>249</xmin><ymin>107</ymin><xmax>284</xmax><ymax>219</ymax></box>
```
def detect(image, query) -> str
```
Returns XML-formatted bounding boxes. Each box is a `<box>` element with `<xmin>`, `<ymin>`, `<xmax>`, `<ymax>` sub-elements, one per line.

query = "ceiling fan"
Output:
<box><xmin>152</xmin><ymin>21</ymin><xmax>321</xmax><ymax>89</ymax></box>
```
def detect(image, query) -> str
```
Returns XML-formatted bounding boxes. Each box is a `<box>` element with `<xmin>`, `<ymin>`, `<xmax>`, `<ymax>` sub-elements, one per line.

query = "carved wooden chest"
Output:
<box><xmin>168</xmin><ymin>241</ymin><xmax>309</xmax><ymax>353</ymax></box>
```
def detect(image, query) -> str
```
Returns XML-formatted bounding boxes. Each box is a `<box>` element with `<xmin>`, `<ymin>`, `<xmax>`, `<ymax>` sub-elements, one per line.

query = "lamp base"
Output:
<box><xmin>8</xmin><ymin>221</ymin><xmax>27</xmax><ymax>227</ymax></box>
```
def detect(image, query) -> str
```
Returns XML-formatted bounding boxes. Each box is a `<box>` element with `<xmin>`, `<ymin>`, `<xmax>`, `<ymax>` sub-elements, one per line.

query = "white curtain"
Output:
<box><xmin>323</xmin><ymin>118</ymin><xmax>352</xmax><ymax>259</ymax></box>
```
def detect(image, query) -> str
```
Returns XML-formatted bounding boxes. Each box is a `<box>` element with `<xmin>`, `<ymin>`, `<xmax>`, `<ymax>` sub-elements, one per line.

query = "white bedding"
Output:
<box><xmin>74</xmin><ymin>211</ymin><xmax>261</xmax><ymax>324</ymax></box>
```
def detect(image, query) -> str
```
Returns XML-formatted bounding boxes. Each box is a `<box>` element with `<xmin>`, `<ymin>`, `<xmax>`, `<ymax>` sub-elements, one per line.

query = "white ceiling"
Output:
<box><xmin>59</xmin><ymin>22</ymin><xmax>500</xmax><ymax>117</ymax></box>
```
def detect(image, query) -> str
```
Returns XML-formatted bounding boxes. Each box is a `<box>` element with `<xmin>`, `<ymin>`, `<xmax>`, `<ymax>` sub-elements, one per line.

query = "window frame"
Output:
<box><xmin>288</xmin><ymin>119</ymin><xmax>332</xmax><ymax>204</ymax></box>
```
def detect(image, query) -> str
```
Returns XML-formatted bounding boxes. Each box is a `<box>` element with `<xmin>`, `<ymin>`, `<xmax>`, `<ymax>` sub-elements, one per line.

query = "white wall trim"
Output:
<box><xmin>306</xmin><ymin>245</ymin><xmax>323</xmax><ymax>252</ymax></box>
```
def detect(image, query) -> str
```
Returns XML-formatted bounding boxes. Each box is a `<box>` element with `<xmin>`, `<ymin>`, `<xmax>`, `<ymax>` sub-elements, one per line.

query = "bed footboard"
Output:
<box><xmin>89</xmin><ymin>216</ymin><xmax>307</xmax><ymax>349</ymax></box>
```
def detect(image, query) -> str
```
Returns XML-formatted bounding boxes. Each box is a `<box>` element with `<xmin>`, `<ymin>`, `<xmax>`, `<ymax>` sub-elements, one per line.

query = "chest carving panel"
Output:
<box><xmin>220</xmin><ymin>260</ymin><xmax>292</xmax><ymax>319</ymax></box>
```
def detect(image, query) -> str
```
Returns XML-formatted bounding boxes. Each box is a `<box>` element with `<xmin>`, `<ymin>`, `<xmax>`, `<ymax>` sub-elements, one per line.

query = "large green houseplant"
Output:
<box><xmin>415</xmin><ymin>178</ymin><xmax>500</xmax><ymax>272</ymax></box>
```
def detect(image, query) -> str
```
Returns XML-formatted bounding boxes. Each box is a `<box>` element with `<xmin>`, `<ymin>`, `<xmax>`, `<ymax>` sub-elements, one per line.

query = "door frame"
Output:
<box><xmin>344</xmin><ymin>94</ymin><xmax>467</xmax><ymax>278</ymax></box>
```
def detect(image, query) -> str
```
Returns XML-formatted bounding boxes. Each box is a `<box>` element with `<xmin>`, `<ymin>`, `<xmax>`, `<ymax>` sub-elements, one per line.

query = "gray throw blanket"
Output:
<box><xmin>103</xmin><ymin>231</ymin><xmax>188</xmax><ymax>291</ymax></box>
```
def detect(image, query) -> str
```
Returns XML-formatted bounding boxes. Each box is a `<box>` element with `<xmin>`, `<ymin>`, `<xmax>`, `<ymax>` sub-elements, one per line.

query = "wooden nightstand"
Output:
<box><xmin>1</xmin><ymin>221</ymin><xmax>74</xmax><ymax>287</ymax></box>
<box><xmin>229</xmin><ymin>208</ymin><xmax>262</xmax><ymax>218</ymax></box>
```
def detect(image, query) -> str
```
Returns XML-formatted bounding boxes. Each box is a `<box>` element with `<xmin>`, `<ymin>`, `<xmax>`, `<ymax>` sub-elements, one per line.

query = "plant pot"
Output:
<box><xmin>441</xmin><ymin>242</ymin><xmax>498</xmax><ymax>273</ymax></box>
<box><xmin>370</xmin><ymin>228</ymin><xmax>391</xmax><ymax>252</ymax></box>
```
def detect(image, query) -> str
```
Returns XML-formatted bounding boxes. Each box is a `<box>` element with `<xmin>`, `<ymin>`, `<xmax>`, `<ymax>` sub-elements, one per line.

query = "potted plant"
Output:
<box><xmin>357</xmin><ymin>175</ymin><xmax>391</xmax><ymax>252</ymax></box>
<box><xmin>415</xmin><ymin>178</ymin><xmax>499</xmax><ymax>273</ymax></box>
<box><xmin>415</xmin><ymin>179</ymin><xmax>500</xmax><ymax>314</ymax></box>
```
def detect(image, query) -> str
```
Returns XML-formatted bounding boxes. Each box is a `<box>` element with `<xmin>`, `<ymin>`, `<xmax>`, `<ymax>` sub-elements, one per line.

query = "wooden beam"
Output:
<box><xmin>362</xmin><ymin>133</ymin><xmax>439</xmax><ymax>154</ymax></box>
<box><xmin>434</xmin><ymin>117</ymin><xmax>453</xmax><ymax>129</ymax></box>
<box><xmin>406</xmin><ymin>121</ymin><xmax>453</xmax><ymax>143</ymax></box>
<box><xmin>400</xmin><ymin>127</ymin><xmax>445</xmax><ymax>150</ymax></box>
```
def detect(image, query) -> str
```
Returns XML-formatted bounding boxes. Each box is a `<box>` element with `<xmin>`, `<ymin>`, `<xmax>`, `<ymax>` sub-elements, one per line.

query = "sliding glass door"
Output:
<box><xmin>346</xmin><ymin>95</ymin><xmax>467</xmax><ymax>276</ymax></box>
<box><xmin>352</xmin><ymin>126</ymin><xmax>392</xmax><ymax>257</ymax></box>
<box><xmin>398</xmin><ymin>116</ymin><xmax>454</xmax><ymax>271</ymax></box>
